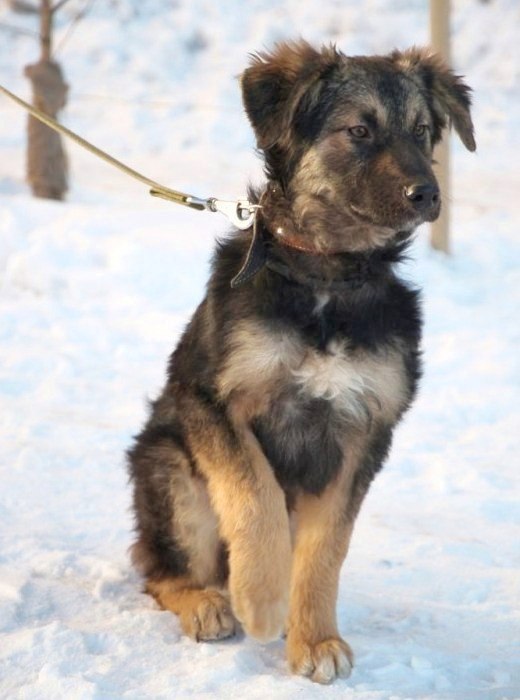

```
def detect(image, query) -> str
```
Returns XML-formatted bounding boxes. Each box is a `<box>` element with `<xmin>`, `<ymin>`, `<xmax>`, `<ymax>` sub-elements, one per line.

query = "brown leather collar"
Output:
<box><xmin>270</xmin><ymin>227</ymin><xmax>330</xmax><ymax>254</ymax></box>
<box><xmin>261</xmin><ymin>182</ymin><xmax>340</xmax><ymax>255</ymax></box>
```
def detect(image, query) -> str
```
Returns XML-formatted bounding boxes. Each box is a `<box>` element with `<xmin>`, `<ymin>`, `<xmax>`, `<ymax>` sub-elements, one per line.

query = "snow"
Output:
<box><xmin>0</xmin><ymin>0</ymin><xmax>519</xmax><ymax>698</ymax></box>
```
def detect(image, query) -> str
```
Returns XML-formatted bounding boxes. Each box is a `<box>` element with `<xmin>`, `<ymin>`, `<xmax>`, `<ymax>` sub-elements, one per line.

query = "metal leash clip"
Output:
<box><xmin>205</xmin><ymin>198</ymin><xmax>261</xmax><ymax>230</ymax></box>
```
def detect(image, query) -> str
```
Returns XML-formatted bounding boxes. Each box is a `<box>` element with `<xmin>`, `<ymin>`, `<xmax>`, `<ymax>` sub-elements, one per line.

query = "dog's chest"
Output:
<box><xmin>218</xmin><ymin>320</ymin><xmax>408</xmax><ymax>424</ymax></box>
<box><xmin>292</xmin><ymin>338</ymin><xmax>408</xmax><ymax>421</ymax></box>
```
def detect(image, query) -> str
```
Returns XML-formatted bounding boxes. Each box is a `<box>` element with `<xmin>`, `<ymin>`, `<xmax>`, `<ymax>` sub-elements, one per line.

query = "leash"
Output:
<box><xmin>0</xmin><ymin>84</ymin><xmax>260</xmax><ymax>230</ymax></box>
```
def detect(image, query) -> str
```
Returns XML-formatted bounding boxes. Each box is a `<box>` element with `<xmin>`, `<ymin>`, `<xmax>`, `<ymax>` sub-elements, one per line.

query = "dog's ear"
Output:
<box><xmin>241</xmin><ymin>40</ymin><xmax>341</xmax><ymax>149</ymax></box>
<box><xmin>392</xmin><ymin>47</ymin><xmax>476</xmax><ymax>152</ymax></box>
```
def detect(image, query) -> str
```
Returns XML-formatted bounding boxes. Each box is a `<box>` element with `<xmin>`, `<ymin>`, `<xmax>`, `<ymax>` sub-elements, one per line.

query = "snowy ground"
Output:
<box><xmin>0</xmin><ymin>1</ymin><xmax>519</xmax><ymax>698</ymax></box>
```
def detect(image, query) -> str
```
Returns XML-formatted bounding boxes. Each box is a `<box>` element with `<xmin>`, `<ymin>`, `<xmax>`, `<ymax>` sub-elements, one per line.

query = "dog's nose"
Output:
<box><xmin>404</xmin><ymin>183</ymin><xmax>440</xmax><ymax>211</ymax></box>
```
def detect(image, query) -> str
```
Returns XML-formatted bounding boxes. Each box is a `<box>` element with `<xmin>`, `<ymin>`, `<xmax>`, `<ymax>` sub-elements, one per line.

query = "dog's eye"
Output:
<box><xmin>414</xmin><ymin>124</ymin><xmax>429</xmax><ymax>138</ymax></box>
<box><xmin>348</xmin><ymin>125</ymin><xmax>370</xmax><ymax>139</ymax></box>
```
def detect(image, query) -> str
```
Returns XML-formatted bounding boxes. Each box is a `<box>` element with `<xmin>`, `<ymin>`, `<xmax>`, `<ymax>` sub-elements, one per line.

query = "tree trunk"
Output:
<box><xmin>25</xmin><ymin>0</ymin><xmax>69</xmax><ymax>201</ymax></box>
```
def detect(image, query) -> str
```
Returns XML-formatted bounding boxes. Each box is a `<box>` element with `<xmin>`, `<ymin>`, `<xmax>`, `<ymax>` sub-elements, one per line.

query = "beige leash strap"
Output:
<box><xmin>0</xmin><ymin>84</ymin><xmax>259</xmax><ymax>229</ymax></box>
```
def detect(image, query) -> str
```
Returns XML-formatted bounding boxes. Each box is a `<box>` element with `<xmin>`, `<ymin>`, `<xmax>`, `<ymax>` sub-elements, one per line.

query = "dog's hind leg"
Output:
<box><xmin>146</xmin><ymin>577</ymin><xmax>236</xmax><ymax>642</ymax></box>
<box><xmin>128</xmin><ymin>431</ymin><xmax>236</xmax><ymax>641</ymax></box>
<box><xmin>129</xmin><ymin>388</ymin><xmax>292</xmax><ymax>643</ymax></box>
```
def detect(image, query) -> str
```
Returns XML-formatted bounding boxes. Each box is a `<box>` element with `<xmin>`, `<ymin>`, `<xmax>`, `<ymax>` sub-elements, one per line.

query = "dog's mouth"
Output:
<box><xmin>348</xmin><ymin>203</ymin><xmax>434</xmax><ymax>232</ymax></box>
<box><xmin>347</xmin><ymin>204</ymin><xmax>396</xmax><ymax>232</ymax></box>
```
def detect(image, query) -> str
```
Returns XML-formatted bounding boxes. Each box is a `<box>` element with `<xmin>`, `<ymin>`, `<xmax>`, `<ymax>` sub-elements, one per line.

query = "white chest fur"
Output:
<box><xmin>291</xmin><ymin>339</ymin><xmax>407</xmax><ymax>422</ymax></box>
<box><xmin>218</xmin><ymin>320</ymin><xmax>408</xmax><ymax>424</ymax></box>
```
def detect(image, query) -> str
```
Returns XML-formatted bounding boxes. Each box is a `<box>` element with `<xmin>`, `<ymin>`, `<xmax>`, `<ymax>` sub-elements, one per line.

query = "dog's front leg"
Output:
<box><xmin>286</xmin><ymin>465</ymin><xmax>355</xmax><ymax>684</ymax></box>
<box><xmin>188</xmin><ymin>399</ymin><xmax>291</xmax><ymax>642</ymax></box>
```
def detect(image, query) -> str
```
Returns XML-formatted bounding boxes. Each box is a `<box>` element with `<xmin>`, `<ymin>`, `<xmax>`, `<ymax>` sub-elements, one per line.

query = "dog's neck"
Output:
<box><xmin>231</xmin><ymin>182</ymin><xmax>412</xmax><ymax>289</ymax></box>
<box><xmin>260</xmin><ymin>182</ymin><xmax>335</xmax><ymax>255</ymax></box>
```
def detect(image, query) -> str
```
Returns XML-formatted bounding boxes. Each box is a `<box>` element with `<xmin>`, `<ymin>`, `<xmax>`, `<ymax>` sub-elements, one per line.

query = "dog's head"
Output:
<box><xmin>241</xmin><ymin>41</ymin><xmax>475</xmax><ymax>251</ymax></box>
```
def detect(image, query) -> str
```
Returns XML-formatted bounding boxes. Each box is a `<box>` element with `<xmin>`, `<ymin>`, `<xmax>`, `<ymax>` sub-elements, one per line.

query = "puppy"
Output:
<box><xmin>128</xmin><ymin>41</ymin><xmax>475</xmax><ymax>684</ymax></box>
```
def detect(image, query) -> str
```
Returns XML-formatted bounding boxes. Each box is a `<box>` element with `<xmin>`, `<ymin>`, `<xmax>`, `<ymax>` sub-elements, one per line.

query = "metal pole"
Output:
<box><xmin>430</xmin><ymin>0</ymin><xmax>450</xmax><ymax>253</ymax></box>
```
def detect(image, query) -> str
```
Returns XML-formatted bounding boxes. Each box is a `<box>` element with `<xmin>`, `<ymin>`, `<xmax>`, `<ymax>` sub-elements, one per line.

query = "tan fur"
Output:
<box><xmin>139</xmin><ymin>356</ymin><xmax>362</xmax><ymax>646</ymax></box>
<box><xmin>292</xmin><ymin>141</ymin><xmax>397</xmax><ymax>252</ymax></box>
<box><xmin>169</xmin><ymin>469</ymin><xmax>221</xmax><ymax>586</ymax></box>
<box><xmin>217</xmin><ymin>319</ymin><xmax>300</xmax><ymax>400</ymax></box>
<box><xmin>191</xmin><ymin>405</ymin><xmax>292</xmax><ymax>642</ymax></box>
<box><xmin>373</xmin><ymin>150</ymin><xmax>409</xmax><ymax>179</ymax></box>
<box><xmin>129</xmin><ymin>439</ymin><xmax>224</xmax><ymax>586</ymax></box>
<box><xmin>290</xmin><ymin>148</ymin><xmax>338</xmax><ymax>251</ymax></box>
<box><xmin>146</xmin><ymin>577</ymin><xmax>236</xmax><ymax>641</ymax></box>
<box><xmin>286</xmin><ymin>454</ymin><xmax>358</xmax><ymax>683</ymax></box>
<box><xmin>133</xmin><ymin>402</ymin><xmax>291</xmax><ymax>641</ymax></box>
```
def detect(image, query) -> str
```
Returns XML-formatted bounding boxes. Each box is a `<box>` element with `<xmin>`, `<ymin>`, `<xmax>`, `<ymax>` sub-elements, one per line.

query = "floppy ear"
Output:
<box><xmin>392</xmin><ymin>47</ymin><xmax>476</xmax><ymax>152</ymax></box>
<box><xmin>241</xmin><ymin>40</ymin><xmax>341</xmax><ymax>149</ymax></box>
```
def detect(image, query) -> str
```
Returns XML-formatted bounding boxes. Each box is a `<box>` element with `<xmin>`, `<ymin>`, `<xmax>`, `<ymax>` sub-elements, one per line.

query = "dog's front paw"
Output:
<box><xmin>232</xmin><ymin>583</ymin><xmax>288</xmax><ymax>642</ymax></box>
<box><xmin>287</xmin><ymin>635</ymin><xmax>353</xmax><ymax>684</ymax></box>
<box><xmin>228</xmin><ymin>542</ymin><xmax>290</xmax><ymax>642</ymax></box>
